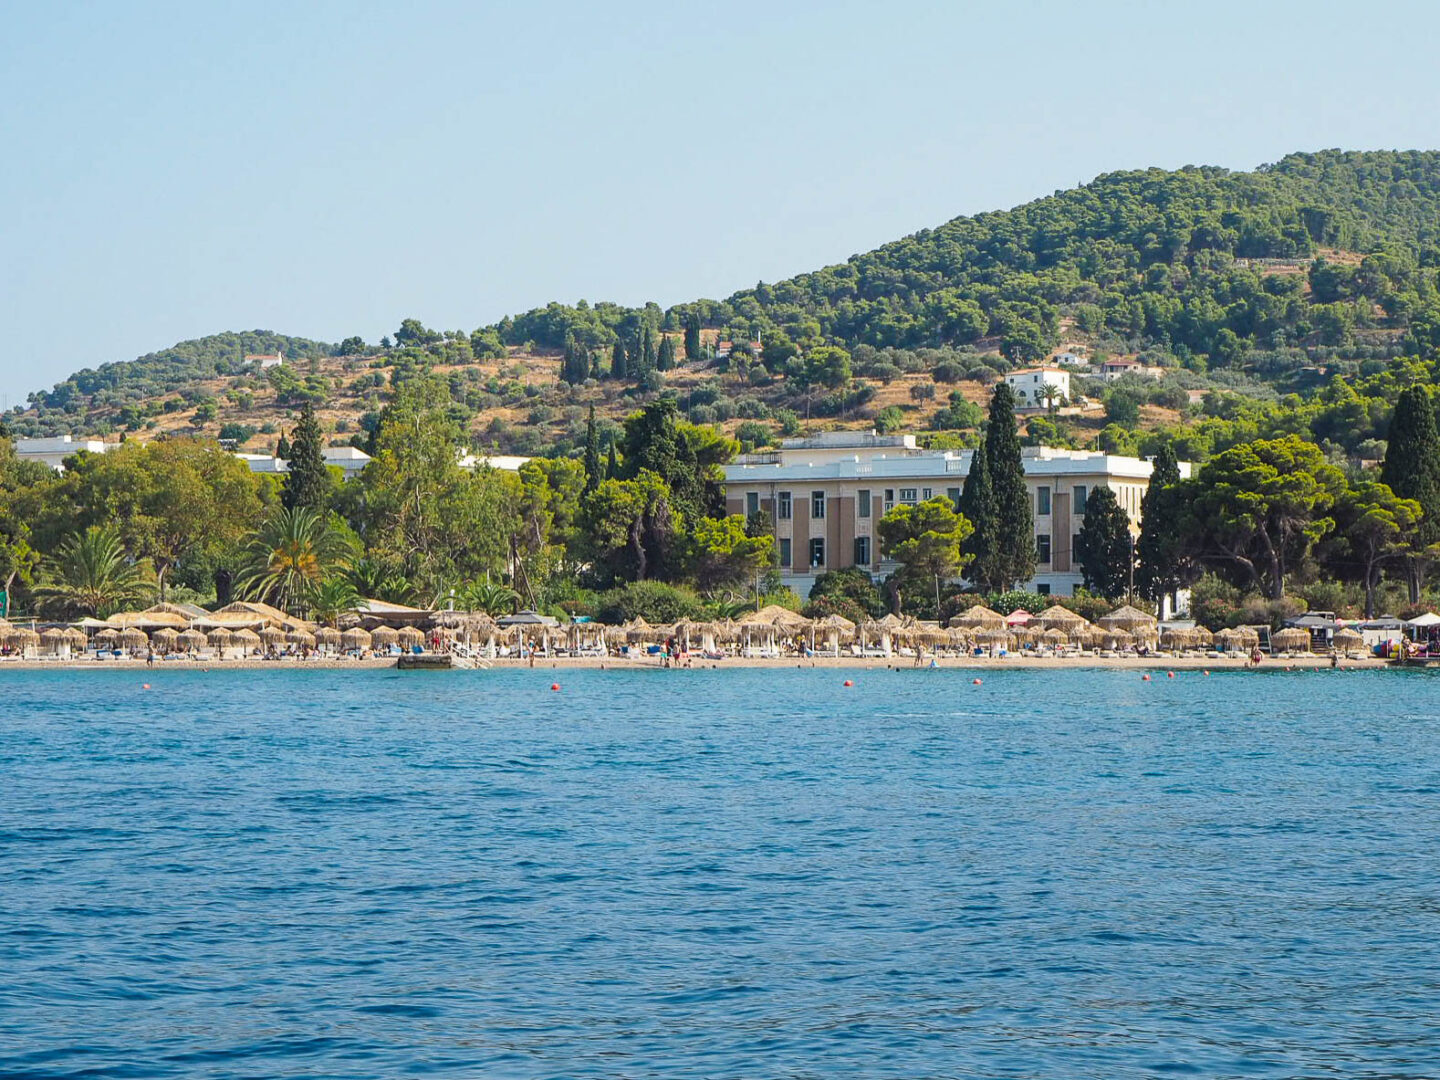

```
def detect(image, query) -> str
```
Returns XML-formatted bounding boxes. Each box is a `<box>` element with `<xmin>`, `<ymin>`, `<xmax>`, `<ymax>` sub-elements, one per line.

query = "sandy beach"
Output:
<box><xmin>0</xmin><ymin>652</ymin><xmax>1390</xmax><ymax>673</ymax></box>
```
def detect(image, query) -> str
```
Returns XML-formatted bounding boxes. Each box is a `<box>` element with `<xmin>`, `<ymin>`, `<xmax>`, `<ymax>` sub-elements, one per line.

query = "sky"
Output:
<box><xmin>4</xmin><ymin>0</ymin><xmax>1440</xmax><ymax>407</ymax></box>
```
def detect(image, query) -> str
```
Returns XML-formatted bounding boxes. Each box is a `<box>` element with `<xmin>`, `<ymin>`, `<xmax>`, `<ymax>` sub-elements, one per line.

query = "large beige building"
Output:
<box><xmin>723</xmin><ymin>432</ymin><xmax>1190</xmax><ymax>597</ymax></box>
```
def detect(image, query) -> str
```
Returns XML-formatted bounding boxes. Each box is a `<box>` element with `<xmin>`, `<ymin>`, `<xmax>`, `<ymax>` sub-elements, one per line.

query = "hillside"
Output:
<box><xmin>10</xmin><ymin>149</ymin><xmax>1440</xmax><ymax>460</ymax></box>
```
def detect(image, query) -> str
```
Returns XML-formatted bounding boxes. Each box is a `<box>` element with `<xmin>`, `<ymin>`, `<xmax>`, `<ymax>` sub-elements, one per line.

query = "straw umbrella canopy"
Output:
<box><xmin>953</xmin><ymin>604</ymin><xmax>1006</xmax><ymax>630</ymax></box>
<box><xmin>118</xmin><ymin>626</ymin><xmax>148</xmax><ymax>650</ymax></box>
<box><xmin>622</xmin><ymin>617</ymin><xmax>652</xmax><ymax>643</ymax></box>
<box><xmin>1215</xmin><ymin>627</ymin><xmax>1259</xmax><ymax>651</ymax></box>
<box><xmin>974</xmin><ymin>626</ymin><xmax>1011</xmax><ymax>646</ymax></box>
<box><xmin>1332</xmin><ymin>627</ymin><xmax>1365</xmax><ymax>654</ymax></box>
<box><xmin>94</xmin><ymin>627</ymin><xmax>121</xmax><ymax>646</ymax></box>
<box><xmin>340</xmin><ymin>626</ymin><xmax>372</xmax><ymax>650</ymax></box>
<box><xmin>232</xmin><ymin>627</ymin><xmax>262</xmax><ymax>651</ymax></box>
<box><xmin>1192</xmin><ymin>625</ymin><xmax>1215</xmax><ymax>647</ymax></box>
<box><xmin>40</xmin><ymin>627</ymin><xmax>69</xmax><ymax>649</ymax></box>
<box><xmin>1042</xmin><ymin>627</ymin><xmax>1069</xmax><ymax>646</ymax></box>
<box><xmin>396</xmin><ymin>625</ymin><xmax>425</xmax><ymax>649</ymax></box>
<box><xmin>178</xmin><ymin>628</ymin><xmax>208</xmax><ymax>651</ymax></box>
<box><xmin>1037</xmin><ymin>605</ymin><xmax>1086</xmax><ymax>630</ymax></box>
<box><xmin>258</xmin><ymin>625</ymin><xmax>287</xmax><ymax>648</ymax></box>
<box><xmin>1099</xmin><ymin>604</ymin><xmax>1159</xmax><ymax>633</ymax></box>
<box><xmin>314</xmin><ymin>626</ymin><xmax>342</xmax><ymax>649</ymax></box>
<box><xmin>1100</xmin><ymin>627</ymin><xmax>1134</xmax><ymax>650</ymax></box>
<box><xmin>6</xmin><ymin>627</ymin><xmax>41</xmax><ymax>652</ymax></box>
<box><xmin>151</xmin><ymin>626</ymin><xmax>181</xmax><ymax>649</ymax></box>
<box><xmin>946</xmin><ymin>626</ymin><xmax>973</xmax><ymax>649</ymax></box>
<box><xmin>1159</xmin><ymin>628</ymin><xmax>1196</xmax><ymax>650</ymax></box>
<box><xmin>1271</xmin><ymin>627</ymin><xmax>1311</xmax><ymax>652</ymax></box>
<box><xmin>370</xmin><ymin>626</ymin><xmax>399</xmax><ymax>648</ymax></box>
<box><xmin>286</xmin><ymin>628</ymin><xmax>317</xmax><ymax>649</ymax></box>
<box><xmin>207</xmin><ymin>627</ymin><xmax>235</xmax><ymax>649</ymax></box>
<box><xmin>62</xmin><ymin>626</ymin><xmax>88</xmax><ymax>647</ymax></box>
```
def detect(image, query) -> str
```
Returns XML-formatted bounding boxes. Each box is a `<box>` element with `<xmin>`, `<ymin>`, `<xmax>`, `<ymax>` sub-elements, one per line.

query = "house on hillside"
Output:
<box><xmin>1004</xmin><ymin>368</ymin><xmax>1071</xmax><ymax>409</ymax></box>
<box><xmin>13</xmin><ymin>436</ymin><xmax>113</xmax><ymax>472</ymax></box>
<box><xmin>245</xmin><ymin>350</ymin><xmax>285</xmax><ymax>369</ymax></box>
<box><xmin>1099</xmin><ymin>358</ymin><xmax>1163</xmax><ymax>382</ymax></box>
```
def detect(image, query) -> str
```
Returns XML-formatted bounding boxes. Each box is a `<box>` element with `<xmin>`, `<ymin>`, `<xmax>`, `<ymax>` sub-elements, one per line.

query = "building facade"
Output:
<box><xmin>723</xmin><ymin>433</ymin><xmax>1190</xmax><ymax>597</ymax></box>
<box><xmin>1003</xmin><ymin>368</ymin><xmax>1071</xmax><ymax>409</ymax></box>
<box><xmin>12</xmin><ymin>436</ymin><xmax>113</xmax><ymax>471</ymax></box>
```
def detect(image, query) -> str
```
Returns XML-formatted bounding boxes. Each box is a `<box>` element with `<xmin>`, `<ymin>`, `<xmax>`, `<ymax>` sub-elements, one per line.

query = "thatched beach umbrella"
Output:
<box><xmin>370</xmin><ymin>626</ymin><xmax>399</xmax><ymax>649</ymax></box>
<box><xmin>178</xmin><ymin>628</ymin><xmax>208</xmax><ymax>652</ymax></box>
<box><xmin>258</xmin><ymin>625</ymin><xmax>286</xmax><ymax>649</ymax></box>
<box><xmin>286</xmin><ymin>628</ymin><xmax>317</xmax><ymax>649</ymax></box>
<box><xmin>396</xmin><ymin>626</ymin><xmax>425</xmax><ymax>649</ymax></box>
<box><xmin>151</xmin><ymin>626</ymin><xmax>181</xmax><ymax>651</ymax></box>
<box><xmin>119</xmin><ymin>626</ymin><xmax>148</xmax><ymax>651</ymax></box>
<box><xmin>232</xmin><ymin>627</ymin><xmax>262</xmax><ymax>653</ymax></box>
<box><xmin>1192</xmin><ymin>625</ymin><xmax>1214</xmax><ymax>648</ymax></box>
<box><xmin>94</xmin><ymin>627</ymin><xmax>121</xmax><ymax>646</ymax></box>
<box><xmin>953</xmin><ymin>604</ymin><xmax>1006</xmax><ymax>630</ymax></box>
<box><xmin>1099</xmin><ymin>604</ymin><xmax>1159</xmax><ymax>633</ymax></box>
<box><xmin>6</xmin><ymin>627</ymin><xmax>41</xmax><ymax>655</ymax></box>
<box><xmin>1100</xmin><ymin>627</ymin><xmax>1134</xmax><ymax>650</ymax></box>
<box><xmin>1332</xmin><ymin>627</ymin><xmax>1365</xmax><ymax>656</ymax></box>
<box><xmin>1271</xmin><ymin>627</ymin><xmax>1311</xmax><ymax>653</ymax></box>
<box><xmin>1042</xmin><ymin>627</ymin><xmax>1069</xmax><ymax>646</ymax></box>
<box><xmin>315</xmin><ymin>626</ymin><xmax>342</xmax><ymax>649</ymax></box>
<box><xmin>1160</xmin><ymin>628</ymin><xmax>1196</xmax><ymax>651</ymax></box>
<box><xmin>1037</xmin><ymin>605</ymin><xmax>1086</xmax><ymax>631</ymax></box>
<box><xmin>207</xmin><ymin>627</ymin><xmax>235</xmax><ymax>649</ymax></box>
<box><xmin>1214</xmin><ymin>627</ymin><xmax>1258</xmax><ymax>652</ymax></box>
<box><xmin>811</xmin><ymin>612</ymin><xmax>856</xmax><ymax>653</ymax></box>
<box><xmin>40</xmin><ymin>627</ymin><xmax>69</xmax><ymax>653</ymax></box>
<box><xmin>340</xmin><ymin>626</ymin><xmax>372</xmax><ymax>651</ymax></box>
<box><xmin>63</xmin><ymin>627</ymin><xmax>89</xmax><ymax>648</ymax></box>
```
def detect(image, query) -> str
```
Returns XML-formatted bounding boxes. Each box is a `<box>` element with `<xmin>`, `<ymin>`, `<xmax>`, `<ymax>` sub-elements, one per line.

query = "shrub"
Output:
<box><xmin>909</xmin><ymin>381</ymin><xmax>936</xmax><ymax>402</ymax></box>
<box><xmin>874</xmin><ymin>405</ymin><xmax>906</xmax><ymax>433</ymax></box>
<box><xmin>735</xmin><ymin>420</ymin><xmax>773</xmax><ymax>451</ymax></box>
<box><xmin>596</xmin><ymin>581</ymin><xmax>704</xmax><ymax>625</ymax></box>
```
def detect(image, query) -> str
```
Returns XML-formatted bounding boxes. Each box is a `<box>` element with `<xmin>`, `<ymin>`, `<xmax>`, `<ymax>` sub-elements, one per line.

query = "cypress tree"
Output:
<box><xmin>683</xmin><ymin>312</ymin><xmax>701</xmax><ymax>360</ymax></box>
<box><xmin>957</xmin><ymin>440</ymin><xmax>997</xmax><ymax>589</ymax></box>
<box><xmin>657</xmin><ymin>334</ymin><xmax>677</xmax><ymax>372</ymax></box>
<box><xmin>606</xmin><ymin>442</ymin><xmax>619</xmax><ymax>480</ymax></box>
<box><xmin>639</xmin><ymin>326</ymin><xmax>658</xmax><ymax>376</ymax></box>
<box><xmin>281</xmin><ymin>401</ymin><xmax>330</xmax><ymax>512</ymax></box>
<box><xmin>1073</xmin><ymin>485</ymin><xmax>1133</xmax><ymax>599</ymax></box>
<box><xmin>1136</xmin><ymin>441</ymin><xmax>1186</xmax><ymax>613</ymax></box>
<box><xmin>611</xmin><ymin>340</ymin><xmax>628</xmax><ymax>380</ymax></box>
<box><xmin>276</xmin><ymin>433</ymin><xmax>292</xmax><ymax>461</ymax></box>
<box><xmin>984</xmin><ymin>383</ymin><xmax>1035</xmax><ymax>590</ymax></box>
<box><xmin>583</xmin><ymin>406</ymin><xmax>602</xmax><ymax>494</ymax></box>
<box><xmin>590</xmin><ymin>351</ymin><xmax>602</xmax><ymax>380</ymax></box>
<box><xmin>1381</xmin><ymin>385</ymin><xmax>1440</xmax><ymax>600</ymax></box>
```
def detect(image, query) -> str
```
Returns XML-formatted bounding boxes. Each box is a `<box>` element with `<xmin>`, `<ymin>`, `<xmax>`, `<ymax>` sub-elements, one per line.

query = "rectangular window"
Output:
<box><xmin>922</xmin><ymin>487</ymin><xmax>933</xmax><ymax>501</ymax></box>
<box><xmin>1036</xmin><ymin>583</ymin><xmax>1051</xmax><ymax>595</ymax></box>
<box><xmin>947</xmin><ymin>486</ymin><xmax>962</xmax><ymax>510</ymax></box>
<box><xmin>811</xmin><ymin>491</ymin><xmax>826</xmax><ymax>519</ymax></box>
<box><xmin>1037</xmin><ymin>485</ymin><xmax>1051</xmax><ymax>515</ymax></box>
<box><xmin>1074</xmin><ymin>486</ymin><xmax>1088</xmax><ymax>515</ymax></box>
<box><xmin>854</xmin><ymin>536</ymin><xmax>871</xmax><ymax>566</ymax></box>
<box><xmin>899</xmin><ymin>487</ymin><xmax>917</xmax><ymax>504</ymax></box>
<box><xmin>884</xmin><ymin>488</ymin><xmax>895</xmax><ymax>513</ymax></box>
<box><xmin>858</xmin><ymin>489</ymin><xmax>871</xmax><ymax>518</ymax></box>
<box><xmin>746</xmin><ymin>491</ymin><xmax>759</xmax><ymax>517</ymax></box>
<box><xmin>779</xmin><ymin>538</ymin><xmax>792</xmax><ymax>568</ymax></box>
<box><xmin>809</xmin><ymin>538</ymin><xmax>826</xmax><ymax>568</ymax></box>
<box><xmin>1037</xmin><ymin>533</ymin><xmax>1052</xmax><ymax>563</ymax></box>
<box><xmin>776</xmin><ymin>491</ymin><xmax>792</xmax><ymax>520</ymax></box>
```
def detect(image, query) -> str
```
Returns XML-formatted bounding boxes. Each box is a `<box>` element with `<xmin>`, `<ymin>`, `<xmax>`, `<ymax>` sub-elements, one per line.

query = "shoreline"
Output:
<box><xmin>0</xmin><ymin>653</ymin><xmax>1390</xmax><ymax>672</ymax></box>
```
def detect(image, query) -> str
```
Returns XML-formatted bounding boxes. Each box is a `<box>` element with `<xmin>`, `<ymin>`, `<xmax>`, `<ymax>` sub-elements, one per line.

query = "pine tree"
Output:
<box><xmin>1136</xmin><ymin>441</ymin><xmax>1187</xmax><ymax>613</ymax></box>
<box><xmin>657</xmin><ymin>334</ymin><xmax>677</xmax><ymax>372</ymax></box>
<box><xmin>611</xmin><ymin>340</ymin><xmax>628</xmax><ymax>380</ymax></box>
<box><xmin>1073</xmin><ymin>485</ymin><xmax>1133</xmax><ymax>599</ymax></box>
<box><xmin>683</xmin><ymin>312</ymin><xmax>701</xmax><ymax>361</ymax></box>
<box><xmin>983</xmin><ymin>383</ymin><xmax>1035</xmax><ymax>589</ymax></box>
<box><xmin>583</xmin><ymin>406</ymin><xmax>602</xmax><ymax>494</ymax></box>
<box><xmin>957</xmin><ymin>440</ymin><xmax>997</xmax><ymax>589</ymax></box>
<box><xmin>280</xmin><ymin>402</ymin><xmax>330</xmax><ymax>512</ymax></box>
<box><xmin>1381</xmin><ymin>385</ymin><xmax>1440</xmax><ymax>600</ymax></box>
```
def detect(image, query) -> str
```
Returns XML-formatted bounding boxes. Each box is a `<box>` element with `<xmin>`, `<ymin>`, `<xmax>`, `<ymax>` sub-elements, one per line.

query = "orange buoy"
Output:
<box><xmin>1204</xmin><ymin>670</ymin><xmax>1211</xmax><ymax>676</ymax></box>
<box><xmin>1167</xmin><ymin>671</ymin><xmax>1175</xmax><ymax>678</ymax></box>
<box><xmin>843</xmin><ymin>679</ymin><xmax>853</xmax><ymax>687</ymax></box>
<box><xmin>972</xmin><ymin>677</ymin><xmax>982</xmax><ymax>685</ymax></box>
<box><xmin>550</xmin><ymin>683</ymin><xmax>560</xmax><ymax>691</ymax></box>
<box><xmin>1142</xmin><ymin>674</ymin><xmax>1151</xmax><ymax>681</ymax></box>
<box><xmin>142</xmin><ymin>683</ymin><xmax>151</xmax><ymax>690</ymax></box>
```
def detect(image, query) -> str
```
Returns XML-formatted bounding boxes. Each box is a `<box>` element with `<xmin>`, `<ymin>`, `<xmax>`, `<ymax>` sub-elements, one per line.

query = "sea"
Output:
<box><xmin>1</xmin><ymin>665</ymin><xmax>1437</xmax><ymax>1078</ymax></box>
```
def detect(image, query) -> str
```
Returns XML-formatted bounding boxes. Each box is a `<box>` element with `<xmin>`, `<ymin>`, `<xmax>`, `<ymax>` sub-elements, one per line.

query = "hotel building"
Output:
<box><xmin>723</xmin><ymin>432</ymin><xmax>1190</xmax><ymax>597</ymax></box>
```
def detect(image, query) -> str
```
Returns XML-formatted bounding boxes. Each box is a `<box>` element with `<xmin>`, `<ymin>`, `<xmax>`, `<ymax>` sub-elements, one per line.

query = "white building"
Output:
<box><xmin>245</xmin><ymin>350</ymin><xmax>285</xmax><ymax>369</ymax></box>
<box><xmin>12</xmin><ymin>436</ymin><xmax>113</xmax><ymax>471</ymax></box>
<box><xmin>723</xmin><ymin>433</ymin><xmax>1190</xmax><ymax>598</ymax></box>
<box><xmin>458</xmin><ymin>453</ymin><xmax>532</xmax><ymax>472</ymax></box>
<box><xmin>236</xmin><ymin>446</ymin><xmax>373</xmax><ymax>480</ymax></box>
<box><xmin>1004</xmin><ymin>368</ymin><xmax>1071</xmax><ymax>409</ymax></box>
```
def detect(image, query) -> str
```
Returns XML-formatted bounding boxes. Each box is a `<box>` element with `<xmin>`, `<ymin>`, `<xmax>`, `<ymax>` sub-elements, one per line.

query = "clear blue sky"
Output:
<box><xmin>4</xmin><ymin>0</ymin><xmax>1439</xmax><ymax>407</ymax></box>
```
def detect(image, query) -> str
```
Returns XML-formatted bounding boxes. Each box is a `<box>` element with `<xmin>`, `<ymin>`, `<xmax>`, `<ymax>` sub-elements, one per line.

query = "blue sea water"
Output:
<box><xmin>1</xmin><ymin>665</ymin><xmax>1438</xmax><ymax>1079</ymax></box>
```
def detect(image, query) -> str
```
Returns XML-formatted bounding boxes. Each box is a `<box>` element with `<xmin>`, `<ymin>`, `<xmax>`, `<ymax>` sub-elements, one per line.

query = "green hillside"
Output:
<box><xmin>11</xmin><ymin>149</ymin><xmax>1440</xmax><ymax>462</ymax></box>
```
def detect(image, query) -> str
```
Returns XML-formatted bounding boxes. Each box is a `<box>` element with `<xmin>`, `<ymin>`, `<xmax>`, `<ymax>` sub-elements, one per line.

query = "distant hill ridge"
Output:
<box><xmin>11</xmin><ymin>149</ymin><xmax>1440</xmax><ymax>453</ymax></box>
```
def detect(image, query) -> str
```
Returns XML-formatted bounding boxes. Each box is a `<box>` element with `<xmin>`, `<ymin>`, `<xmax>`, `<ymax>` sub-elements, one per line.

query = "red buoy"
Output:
<box><xmin>972</xmin><ymin>677</ymin><xmax>982</xmax><ymax>685</ymax></box>
<box><xmin>843</xmin><ymin>679</ymin><xmax>853</xmax><ymax>687</ymax></box>
<box><xmin>1142</xmin><ymin>674</ymin><xmax>1151</xmax><ymax>681</ymax></box>
<box><xmin>142</xmin><ymin>683</ymin><xmax>151</xmax><ymax>690</ymax></box>
<box><xmin>1167</xmin><ymin>671</ymin><xmax>1175</xmax><ymax>678</ymax></box>
<box><xmin>550</xmin><ymin>683</ymin><xmax>560</xmax><ymax>691</ymax></box>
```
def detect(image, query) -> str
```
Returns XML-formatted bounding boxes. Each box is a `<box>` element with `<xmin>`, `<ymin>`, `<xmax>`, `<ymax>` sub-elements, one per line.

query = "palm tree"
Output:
<box><xmin>1040</xmin><ymin>383</ymin><xmax>1064</xmax><ymax>417</ymax></box>
<box><xmin>456</xmin><ymin>579</ymin><xmax>519</xmax><ymax>615</ymax></box>
<box><xmin>310</xmin><ymin>577</ymin><xmax>361</xmax><ymax>628</ymax></box>
<box><xmin>236</xmin><ymin>507</ymin><xmax>354</xmax><ymax>616</ymax></box>
<box><xmin>34</xmin><ymin>525</ymin><xmax>153</xmax><ymax>618</ymax></box>
<box><xmin>345</xmin><ymin>556</ymin><xmax>414</xmax><ymax>605</ymax></box>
